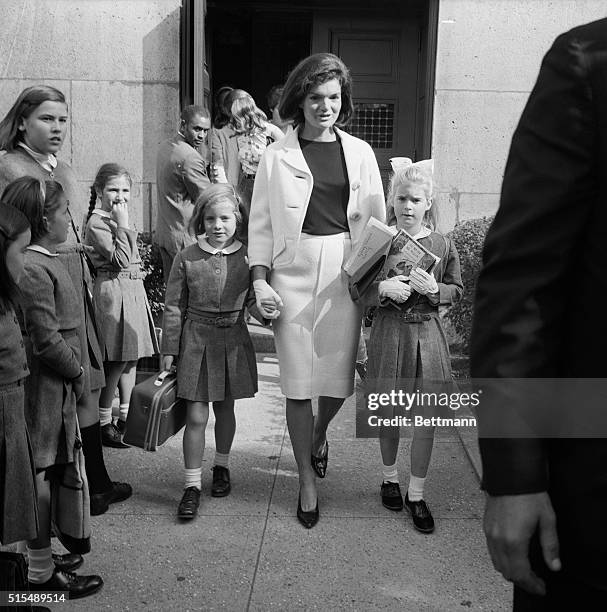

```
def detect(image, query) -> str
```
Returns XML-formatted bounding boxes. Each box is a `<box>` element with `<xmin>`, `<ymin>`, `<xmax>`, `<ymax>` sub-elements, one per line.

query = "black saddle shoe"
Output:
<box><xmin>297</xmin><ymin>494</ymin><xmax>319</xmax><ymax>529</ymax></box>
<box><xmin>90</xmin><ymin>481</ymin><xmax>133</xmax><ymax>516</ymax></box>
<box><xmin>101</xmin><ymin>422</ymin><xmax>129</xmax><ymax>449</ymax></box>
<box><xmin>177</xmin><ymin>486</ymin><xmax>201</xmax><ymax>519</ymax></box>
<box><xmin>52</xmin><ymin>552</ymin><xmax>84</xmax><ymax>572</ymax></box>
<box><xmin>29</xmin><ymin>569</ymin><xmax>103</xmax><ymax>600</ymax></box>
<box><xmin>404</xmin><ymin>493</ymin><xmax>435</xmax><ymax>534</ymax></box>
<box><xmin>211</xmin><ymin>466</ymin><xmax>231</xmax><ymax>497</ymax></box>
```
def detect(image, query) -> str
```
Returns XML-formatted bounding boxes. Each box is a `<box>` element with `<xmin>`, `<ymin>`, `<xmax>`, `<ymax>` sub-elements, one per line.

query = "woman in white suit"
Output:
<box><xmin>248</xmin><ymin>53</ymin><xmax>385</xmax><ymax>528</ymax></box>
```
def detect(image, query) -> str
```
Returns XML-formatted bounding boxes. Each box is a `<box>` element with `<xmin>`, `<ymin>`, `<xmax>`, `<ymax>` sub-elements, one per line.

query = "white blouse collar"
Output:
<box><xmin>27</xmin><ymin>245</ymin><xmax>58</xmax><ymax>257</ymax></box>
<box><xmin>18</xmin><ymin>142</ymin><xmax>58</xmax><ymax>173</ymax></box>
<box><xmin>410</xmin><ymin>226</ymin><xmax>432</xmax><ymax>240</ymax></box>
<box><xmin>92</xmin><ymin>208</ymin><xmax>111</xmax><ymax>219</ymax></box>
<box><xmin>196</xmin><ymin>235</ymin><xmax>242</xmax><ymax>255</ymax></box>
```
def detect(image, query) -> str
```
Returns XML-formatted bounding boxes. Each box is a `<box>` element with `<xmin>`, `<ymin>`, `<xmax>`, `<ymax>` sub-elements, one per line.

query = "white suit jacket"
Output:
<box><xmin>248</xmin><ymin>126</ymin><xmax>386</xmax><ymax>269</ymax></box>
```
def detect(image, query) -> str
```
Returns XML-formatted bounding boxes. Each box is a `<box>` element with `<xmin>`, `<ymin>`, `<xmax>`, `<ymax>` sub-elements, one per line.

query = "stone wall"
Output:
<box><xmin>0</xmin><ymin>0</ymin><xmax>181</xmax><ymax>232</ymax></box>
<box><xmin>433</xmin><ymin>0</ymin><xmax>606</xmax><ymax>231</ymax></box>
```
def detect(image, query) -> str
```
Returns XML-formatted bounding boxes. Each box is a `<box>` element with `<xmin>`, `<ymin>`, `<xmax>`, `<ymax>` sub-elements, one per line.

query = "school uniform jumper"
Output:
<box><xmin>364</xmin><ymin>229</ymin><xmax>463</xmax><ymax>416</ymax></box>
<box><xmin>84</xmin><ymin>209</ymin><xmax>158</xmax><ymax>361</ymax></box>
<box><xmin>0</xmin><ymin>305</ymin><xmax>38</xmax><ymax>544</ymax></box>
<box><xmin>19</xmin><ymin>247</ymin><xmax>91</xmax><ymax>552</ymax></box>
<box><xmin>0</xmin><ymin>147</ymin><xmax>105</xmax><ymax>392</ymax></box>
<box><xmin>162</xmin><ymin>237</ymin><xmax>259</xmax><ymax>403</ymax></box>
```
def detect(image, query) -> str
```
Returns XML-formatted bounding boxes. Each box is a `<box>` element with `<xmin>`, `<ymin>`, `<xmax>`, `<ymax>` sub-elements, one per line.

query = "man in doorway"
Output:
<box><xmin>155</xmin><ymin>105</ymin><xmax>211</xmax><ymax>282</ymax></box>
<box><xmin>471</xmin><ymin>18</ymin><xmax>607</xmax><ymax>609</ymax></box>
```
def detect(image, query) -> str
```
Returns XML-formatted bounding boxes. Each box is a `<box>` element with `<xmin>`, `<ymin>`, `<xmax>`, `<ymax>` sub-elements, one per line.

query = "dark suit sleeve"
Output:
<box><xmin>182</xmin><ymin>153</ymin><xmax>211</xmax><ymax>202</ymax></box>
<box><xmin>470</xmin><ymin>31</ymin><xmax>596</xmax><ymax>495</ymax></box>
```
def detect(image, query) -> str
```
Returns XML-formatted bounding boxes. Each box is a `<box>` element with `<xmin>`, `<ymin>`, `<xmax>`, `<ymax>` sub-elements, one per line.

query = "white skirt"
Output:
<box><xmin>270</xmin><ymin>232</ymin><xmax>362</xmax><ymax>399</ymax></box>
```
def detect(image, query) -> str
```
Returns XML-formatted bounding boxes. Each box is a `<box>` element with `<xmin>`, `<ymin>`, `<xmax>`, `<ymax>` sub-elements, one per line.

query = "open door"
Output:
<box><xmin>180</xmin><ymin>0</ymin><xmax>208</xmax><ymax>108</ymax></box>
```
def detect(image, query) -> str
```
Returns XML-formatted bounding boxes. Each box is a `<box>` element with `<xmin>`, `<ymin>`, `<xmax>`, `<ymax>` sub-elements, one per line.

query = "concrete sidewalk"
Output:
<box><xmin>58</xmin><ymin>354</ymin><xmax>509</xmax><ymax>612</ymax></box>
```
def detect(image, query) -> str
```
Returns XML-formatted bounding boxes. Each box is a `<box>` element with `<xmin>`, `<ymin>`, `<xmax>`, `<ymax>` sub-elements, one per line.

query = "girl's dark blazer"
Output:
<box><xmin>470</xmin><ymin>18</ymin><xmax>607</xmax><ymax>590</ymax></box>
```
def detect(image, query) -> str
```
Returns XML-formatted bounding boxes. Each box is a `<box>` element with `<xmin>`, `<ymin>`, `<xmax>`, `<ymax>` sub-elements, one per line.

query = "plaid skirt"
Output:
<box><xmin>176</xmin><ymin>317</ymin><xmax>258</xmax><ymax>403</ymax></box>
<box><xmin>366</xmin><ymin>309</ymin><xmax>454</xmax><ymax>419</ymax></box>
<box><xmin>93</xmin><ymin>275</ymin><xmax>158</xmax><ymax>362</ymax></box>
<box><xmin>0</xmin><ymin>382</ymin><xmax>38</xmax><ymax>544</ymax></box>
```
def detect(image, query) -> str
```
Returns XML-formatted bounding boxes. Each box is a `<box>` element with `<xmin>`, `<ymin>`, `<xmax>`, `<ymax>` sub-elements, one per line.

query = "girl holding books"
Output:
<box><xmin>363</xmin><ymin>158</ymin><xmax>462</xmax><ymax>533</ymax></box>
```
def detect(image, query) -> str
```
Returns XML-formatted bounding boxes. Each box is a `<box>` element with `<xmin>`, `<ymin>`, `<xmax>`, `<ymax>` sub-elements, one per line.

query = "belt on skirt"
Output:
<box><xmin>0</xmin><ymin>378</ymin><xmax>25</xmax><ymax>391</ymax></box>
<box><xmin>97</xmin><ymin>270</ymin><xmax>147</xmax><ymax>280</ymax></box>
<box><xmin>378</xmin><ymin>309</ymin><xmax>437</xmax><ymax>323</ymax></box>
<box><xmin>185</xmin><ymin>309</ymin><xmax>243</xmax><ymax>328</ymax></box>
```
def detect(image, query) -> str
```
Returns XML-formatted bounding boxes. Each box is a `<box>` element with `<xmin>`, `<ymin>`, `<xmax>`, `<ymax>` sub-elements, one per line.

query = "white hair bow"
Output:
<box><xmin>389</xmin><ymin>157</ymin><xmax>434</xmax><ymax>177</ymax></box>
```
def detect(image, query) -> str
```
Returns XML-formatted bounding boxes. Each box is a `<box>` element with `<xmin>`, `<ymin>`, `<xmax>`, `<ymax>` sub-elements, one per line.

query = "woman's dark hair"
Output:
<box><xmin>0</xmin><ymin>203</ymin><xmax>30</xmax><ymax>313</ymax></box>
<box><xmin>190</xmin><ymin>184</ymin><xmax>244</xmax><ymax>236</ymax></box>
<box><xmin>0</xmin><ymin>85</ymin><xmax>67</xmax><ymax>151</ymax></box>
<box><xmin>278</xmin><ymin>53</ymin><xmax>354</xmax><ymax>128</ymax></box>
<box><xmin>85</xmin><ymin>163</ymin><xmax>133</xmax><ymax>234</ymax></box>
<box><xmin>213</xmin><ymin>86</ymin><xmax>234</xmax><ymax>129</ymax></box>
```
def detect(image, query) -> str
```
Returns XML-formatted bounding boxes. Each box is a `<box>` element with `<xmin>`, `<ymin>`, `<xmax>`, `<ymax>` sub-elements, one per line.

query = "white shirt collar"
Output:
<box><xmin>18</xmin><ymin>142</ymin><xmax>58</xmax><ymax>173</ymax></box>
<box><xmin>27</xmin><ymin>244</ymin><xmax>58</xmax><ymax>257</ymax></box>
<box><xmin>196</xmin><ymin>235</ymin><xmax>242</xmax><ymax>255</ymax></box>
<box><xmin>410</xmin><ymin>226</ymin><xmax>432</xmax><ymax>240</ymax></box>
<box><xmin>92</xmin><ymin>208</ymin><xmax>111</xmax><ymax>218</ymax></box>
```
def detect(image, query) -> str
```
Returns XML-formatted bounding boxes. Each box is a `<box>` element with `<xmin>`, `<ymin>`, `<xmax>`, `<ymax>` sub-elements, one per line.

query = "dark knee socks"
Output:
<box><xmin>80</xmin><ymin>421</ymin><xmax>113</xmax><ymax>495</ymax></box>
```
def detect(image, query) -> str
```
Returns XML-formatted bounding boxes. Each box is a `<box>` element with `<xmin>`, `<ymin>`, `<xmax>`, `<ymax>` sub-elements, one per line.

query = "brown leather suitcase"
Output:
<box><xmin>124</xmin><ymin>370</ymin><xmax>186</xmax><ymax>451</ymax></box>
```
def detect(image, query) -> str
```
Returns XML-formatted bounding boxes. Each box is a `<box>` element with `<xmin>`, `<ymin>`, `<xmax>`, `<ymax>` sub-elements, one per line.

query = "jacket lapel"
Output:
<box><xmin>336</xmin><ymin>128</ymin><xmax>362</xmax><ymax>217</ymax></box>
<box><xmin>280</xmin><ymin>127</ymin><xmax>312</xmax><ymax>177</ymax></box>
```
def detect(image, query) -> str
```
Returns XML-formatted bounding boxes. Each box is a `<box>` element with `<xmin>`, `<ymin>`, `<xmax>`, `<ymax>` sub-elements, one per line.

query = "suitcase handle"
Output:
<box><xmin>154</xmin><ymin>370</ymin><xmax>172</xmax><ymax>386</ymax></box>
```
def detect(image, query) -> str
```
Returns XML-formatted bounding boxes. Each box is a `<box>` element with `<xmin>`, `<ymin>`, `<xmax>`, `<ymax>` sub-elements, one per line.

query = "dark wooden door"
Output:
<box><xmin>312</xmin><ymin>14</ymin><xmax>420</xmax><ymax>174</ymax></box>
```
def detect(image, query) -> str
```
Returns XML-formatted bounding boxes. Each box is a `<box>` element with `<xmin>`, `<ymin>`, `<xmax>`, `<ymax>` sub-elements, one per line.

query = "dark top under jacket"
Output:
<box><xmin>299</xmin><ymin>137</ymin><xmax>349</xmax><ymax>235</ymax></box>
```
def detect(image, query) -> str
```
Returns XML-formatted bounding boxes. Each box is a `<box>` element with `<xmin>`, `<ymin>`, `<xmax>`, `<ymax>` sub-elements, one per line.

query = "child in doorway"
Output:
<box><xmin>83</xmin><ymin>163</ymin><xmax>158</xmax><ymax>446</ymax></box>
<box><xmin>162</xmin><ymin>184</ymin><xmax>264</xmax><ymax>520</ymax></box>
<box><xmin>362</xmin><ymin>158</ymin><xmax>463</xmax><ymax>533</ymax></box>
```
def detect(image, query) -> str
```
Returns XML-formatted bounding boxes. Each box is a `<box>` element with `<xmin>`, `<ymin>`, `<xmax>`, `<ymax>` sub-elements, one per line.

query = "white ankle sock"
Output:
<box><xmin>214</xmin><ymin>452</ymin><xmax>229</xmax><ymax>468</ymax></box>
<box><xmin>382</xmin><ymin>462</ymin><xmax>399</xmax><ymax>483</ymax></box>
<box><xmin>184</xmin><ymin>467</ymin><xmax>202</xmax><ymax>491</ymax></box>
<box><xmin>407</xmin><ymin>474</ymin><xmax>426</xmax><ymax>501</ymax></box>
<box><xmin>16</xmin><ymin>540</ymin><xmax>27</xmax><ymax>554</ymax></box>
<box><xmin>119</xmin><ymin>403</ymin><xmax>129</xmax><ymax>422</ymax></box>
<box><xmin>27</xmin><ymin>546</ymin><xmax>54</xmax><ymax>583</ymax></box>
<box><xmin>99</xmin><ymin>405</ymin><xmax>112</xmax><ymax>427</ymax></box>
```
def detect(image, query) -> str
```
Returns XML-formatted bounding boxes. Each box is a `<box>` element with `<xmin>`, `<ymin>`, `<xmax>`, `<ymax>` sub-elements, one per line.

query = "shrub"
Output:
<box><xmin>445</xmin><ymin>216</ymin><xmax>495</xmax><ymax>352</ymax></box>
<box><xmin>138</xmin><ymin>232</ymin><xmax>166</xmax><ymax>324</ymax></box>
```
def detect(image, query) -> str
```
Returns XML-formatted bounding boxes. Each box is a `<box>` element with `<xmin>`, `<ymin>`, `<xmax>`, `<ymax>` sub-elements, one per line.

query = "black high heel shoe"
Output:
<box><xmin>297</xmin><ymin>494</ymin><xmax>319</xmax><ymax>529</ymax></box>
<box><xmin>311</xmin><ymin>440</ymin><xmax>329</xmax><ymax>479</ymax></box>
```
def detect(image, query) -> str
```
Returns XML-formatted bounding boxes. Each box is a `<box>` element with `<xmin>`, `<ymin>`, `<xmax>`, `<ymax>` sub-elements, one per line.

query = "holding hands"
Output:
<box><xmin>253</xmin><ymin>279</ymin><xmax>283</xmax><ymax>319</ymax></box>
<box><xmin>379</xmin><ymin>275</ymin><xmax>412</xmax><ymax>303</ymax></box>
<box><xmin>161</xmin><ymin>355</ymin><xmax>175</xmax><ymax>372</ymax></box>
<box><xmin>409</xmin><ymin>268</ymin><xmax>438</xmax><ymax>296</ymax></box>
